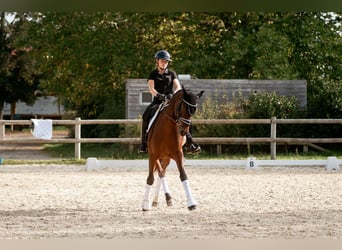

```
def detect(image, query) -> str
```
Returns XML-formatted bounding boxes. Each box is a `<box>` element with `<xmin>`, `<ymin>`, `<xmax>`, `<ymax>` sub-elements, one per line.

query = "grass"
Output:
<box><xmin>4</xmin><ymin>146</ymin><xmax>341</xmax><ymax>165</ymax></box>
<box><xmin>3</xmin><ymin>126</ymin><xmax>341</xmax><ymax>165</ymax></box>
<box><xmin>2</xmin><ymin>123</ymin><xmax>341</xmax><ymax>166</ymax></box>
<box><xmin>43</xmin><ymin>143</ymin><xmax>342</xmax><ymax>159</ymax></box>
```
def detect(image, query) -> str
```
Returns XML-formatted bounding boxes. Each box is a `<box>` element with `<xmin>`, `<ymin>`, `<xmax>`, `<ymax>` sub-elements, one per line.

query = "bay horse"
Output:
<box><xmin>142</xmin><ymin>86</ymin><xmax>204</xmax><ymax>211</ymax></box>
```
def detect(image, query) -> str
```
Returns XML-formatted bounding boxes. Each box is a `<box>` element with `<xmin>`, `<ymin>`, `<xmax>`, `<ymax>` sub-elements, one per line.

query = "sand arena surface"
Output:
<box><xmin>0</xmin><ymin>164</ymin><xmax>341</xmax><ymax>239</ymax></box>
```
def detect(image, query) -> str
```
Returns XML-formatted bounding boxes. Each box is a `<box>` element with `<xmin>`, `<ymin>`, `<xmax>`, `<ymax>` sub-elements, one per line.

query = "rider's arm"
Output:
<box><xmin>148</xmin><ymin>79</ymin><xmax>159</xmax><ymax>97</ymax></box>
<box><xmin>173</xmin><ymin>78</ymin><xmax>182</xmax><ymax>93</ymax></box>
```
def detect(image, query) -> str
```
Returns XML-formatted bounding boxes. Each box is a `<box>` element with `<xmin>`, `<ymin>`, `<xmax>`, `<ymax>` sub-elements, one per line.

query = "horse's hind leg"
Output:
<box><xmin>152</xmin><ymin>176</ymin><xmax>162</xmax><ymax>207</ymax></box>
<box><xmin>159</xmin><ymin>158</ymin><xmax>172</xmax><ymax>207</ymax></box>
<box><xmin>152</xmin><ymin>159</ymin><xmax>172</xmax><ymax>207</ymax></box>
<box><xmin>152</xmin><ymin>176</ymin><xmax>172</xmax><ymax>207</ymax></box>
<box><xmin>161</xmin><ymin>177</ymin><xmax>172</xmax><ymax>206</ymax></box>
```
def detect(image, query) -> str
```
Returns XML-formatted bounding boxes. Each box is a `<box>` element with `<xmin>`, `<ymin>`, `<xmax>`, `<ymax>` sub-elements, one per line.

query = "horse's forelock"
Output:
<box><xmin>174</xmin><ymin>86</ymin><xmax>197</xmax><ymax>107</ymax></box>
<box><xmin>184</xmin><ymin>89</ymin><xmax>197</xmax><ymax>105</ymax></box>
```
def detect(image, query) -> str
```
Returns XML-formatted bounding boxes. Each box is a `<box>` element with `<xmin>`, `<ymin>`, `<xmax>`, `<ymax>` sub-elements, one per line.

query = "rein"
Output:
<box><xmin>164</xmin><ymin>93</ymin><xmax>197</xmax><ymax>127</ymax></box>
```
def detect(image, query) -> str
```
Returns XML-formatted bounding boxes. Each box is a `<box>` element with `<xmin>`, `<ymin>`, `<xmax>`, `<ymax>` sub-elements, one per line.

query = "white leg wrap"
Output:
<box><xmin>182</xmin><ymin>180</ymin><xmax>197</xmax><ymax>207</ymax></box>
<box><xmin>142</xmin><ymin>184</ymin><xmax>152</xmax><ymax>211</ymax></box>
<box><xmin>161</xmin><ymin>177</ymin><xmax>170</xmax><ymax>194</ymax></box>
<box><xmin>153</xmin><ymin>177</ymin><xmax>162</xmax><ymax>204</ymax></box>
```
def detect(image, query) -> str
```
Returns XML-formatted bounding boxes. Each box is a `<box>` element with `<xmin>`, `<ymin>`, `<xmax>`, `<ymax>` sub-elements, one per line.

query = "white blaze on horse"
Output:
<box><xmin>142</xmin><ymin>86</ymin><xmax>204</xmax><ymax>211</ymax></box>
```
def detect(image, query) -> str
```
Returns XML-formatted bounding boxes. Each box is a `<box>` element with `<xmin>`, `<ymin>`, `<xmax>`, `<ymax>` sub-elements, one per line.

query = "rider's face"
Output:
<box><xmin>157</xmin><ymin>59</ymin><xmax>169</xmax><ymax>70</ymax></box>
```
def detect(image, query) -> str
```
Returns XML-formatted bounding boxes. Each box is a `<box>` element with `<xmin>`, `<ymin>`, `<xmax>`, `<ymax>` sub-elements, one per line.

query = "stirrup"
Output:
<box><xmin>185</xmin><ymin>144</ymin><xmax>201</xmax><ymax>155</ymax></box>
<box><xmin>139</xmin><ymin>144</ymin><xmax>148</xmax><ymax>153</ymax></box>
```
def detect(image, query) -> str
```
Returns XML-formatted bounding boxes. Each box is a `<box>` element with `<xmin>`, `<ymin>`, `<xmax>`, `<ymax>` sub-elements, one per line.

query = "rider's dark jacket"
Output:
<box><xmin>148</xmin><ymin>68</ymin><xmax>177</xmax><ymax>99</ymax></box>
<box><xmin>143</xmin><ymin>68</ymin><xmax>178</xmax><ymax>121</ymax></box>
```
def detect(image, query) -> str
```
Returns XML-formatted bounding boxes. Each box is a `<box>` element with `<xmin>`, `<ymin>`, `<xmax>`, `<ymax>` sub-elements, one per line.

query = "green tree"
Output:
<box><xmin>207</xmin><ymin>12</ymin><xmax>341</xmax><ymax>118</ymax></box>
<box><xmin>14</xmin><ymin>12</ymin><xmax>341</xmax><ymax>125</ymax></box>
<box><xmin>278</xmin><ymin>12</ymin><xmax>342</xmax><ymax>118</ymax></box>
<box><xmin>0</xmin><ymin>12</ymin><xmax>39</xmax><ymax>120</ymax></box>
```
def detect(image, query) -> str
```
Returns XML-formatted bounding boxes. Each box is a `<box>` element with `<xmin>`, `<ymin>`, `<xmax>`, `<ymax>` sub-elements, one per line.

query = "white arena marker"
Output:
<box><xmin>246</xmin><ymin>157</ymin><xmax>258</xmax><ymax>169</ymax></box>
<box><xmin>86</xmin><ymin>157</ymin><xmax>99</xmax><ymax>171</ymax></box>
<box><xmin>326</xmin><ymin>156</ymin><xmax>340</xmax><ymax>171</ymax></box>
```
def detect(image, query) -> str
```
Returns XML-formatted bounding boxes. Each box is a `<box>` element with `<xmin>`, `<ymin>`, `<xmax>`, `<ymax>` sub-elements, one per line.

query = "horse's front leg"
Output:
<box><xmin>174</xmin><ymin>152</ymin><xmax>197</xmax><ymax>210</ymax></box>
<box><xmin>142</xmin><ymin>156</ymin><xmax>156</xmax><ymax>211</ymax></box>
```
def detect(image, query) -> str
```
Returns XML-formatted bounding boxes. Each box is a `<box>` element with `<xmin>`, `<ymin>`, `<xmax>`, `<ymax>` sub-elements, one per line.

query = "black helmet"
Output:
<box><xmin>154</xmin><ymin>50</ymin><xmax>172</xmax><ymax>61</ymax></box>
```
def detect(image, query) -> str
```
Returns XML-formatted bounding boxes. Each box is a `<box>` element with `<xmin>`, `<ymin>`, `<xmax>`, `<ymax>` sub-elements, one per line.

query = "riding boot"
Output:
<box><xmin>185</xmin><ymin>132</ymin><xmax>201</xmax><ymax>154</ymax></box>
<box><xmin>139</xmin><ymin>120</ymin><xmax>148</xmax><ymax>153</ymax></box>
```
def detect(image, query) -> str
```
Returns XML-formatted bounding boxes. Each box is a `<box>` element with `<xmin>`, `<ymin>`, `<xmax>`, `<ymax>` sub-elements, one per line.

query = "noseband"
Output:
<box><xmin>163</xmin><ymin>90</ymin><xmax>197</xmax><ymax>128</ymax></box>
<box><xmin>177</xmin><ymin>99</ymin><xmax>197</xmax><ymax>126</ymax></box>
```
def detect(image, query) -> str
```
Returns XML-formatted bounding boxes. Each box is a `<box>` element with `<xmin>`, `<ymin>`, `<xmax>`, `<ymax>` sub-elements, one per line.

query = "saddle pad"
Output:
<box><xmin>146</xmin><ymin>100</ymin><xmax>169</xmax><ymax>133</ymax></box>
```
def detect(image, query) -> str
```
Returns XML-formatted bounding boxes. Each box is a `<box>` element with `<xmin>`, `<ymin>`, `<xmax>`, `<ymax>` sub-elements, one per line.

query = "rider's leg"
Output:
<box><xmin>139</xmin><ymin>109</ymin><xmax>150</xmax><ymax>153</ymax></box>
<box><xmin>185</xmin><ymin>130</ymin><xmax>201</xmax><ymax>155</ymax></box>
<box><xmin>139</xmin><ymin>120</ymin><xmax>148</xmax><ymax>153</ymax></box>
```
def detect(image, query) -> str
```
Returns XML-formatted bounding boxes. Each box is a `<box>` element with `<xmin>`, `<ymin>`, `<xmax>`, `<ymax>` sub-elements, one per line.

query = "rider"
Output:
<box><xmin>138</xmin><ymin>50</ymin><xmax>201</xmax><ymax>155</ymax></box>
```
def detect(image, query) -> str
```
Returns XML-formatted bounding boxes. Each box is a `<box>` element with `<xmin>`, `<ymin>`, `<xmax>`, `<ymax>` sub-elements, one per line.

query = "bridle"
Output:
<box><xmin>164</xmin><ymin>91</ymin><xmax>197</xmax><ymax>128</ymax></box>
<box><xmin>177</xmin><ymin>98</ymin><xmax>197</xmax><ymax>126</ymax></box>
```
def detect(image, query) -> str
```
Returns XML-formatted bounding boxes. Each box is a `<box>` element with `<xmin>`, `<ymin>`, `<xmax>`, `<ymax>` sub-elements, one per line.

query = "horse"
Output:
<box><xmin>141</xmin><ymin>86</ymin><xmax>204</xmax><ymax>211</ymax></box>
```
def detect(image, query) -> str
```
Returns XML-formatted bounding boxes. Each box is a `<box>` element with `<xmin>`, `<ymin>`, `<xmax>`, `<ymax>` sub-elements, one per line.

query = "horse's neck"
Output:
<box><xmin>163</xmin><ymin>92</ymin><xmax>182</xmax><ymax>119</ymax></box>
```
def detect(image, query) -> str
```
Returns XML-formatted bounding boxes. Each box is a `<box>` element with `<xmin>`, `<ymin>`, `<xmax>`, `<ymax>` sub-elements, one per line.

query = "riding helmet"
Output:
<box><xmin>155</xmin><ymin>50</ymin><xmax>172</xmax><ymax>61</ymax></box>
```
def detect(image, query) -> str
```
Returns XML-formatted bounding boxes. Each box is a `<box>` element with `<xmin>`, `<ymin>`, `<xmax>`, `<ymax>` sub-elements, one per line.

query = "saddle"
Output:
<box><xmin>146</xmin><ymin>99</ymin><xmax>170</xmax><ymax>133</ymax></box>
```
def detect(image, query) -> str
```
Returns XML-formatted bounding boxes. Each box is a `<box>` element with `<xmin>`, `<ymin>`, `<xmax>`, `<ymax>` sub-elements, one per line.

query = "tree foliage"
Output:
<box><xmin>10</xmin><ymin>11</ymin><xmax>342</xmax><ymax>125</ymax></box>
<box><xmin>0</xmin><ymin>12</ymin><xmax>39</xmax><ymax>119</ymax></box>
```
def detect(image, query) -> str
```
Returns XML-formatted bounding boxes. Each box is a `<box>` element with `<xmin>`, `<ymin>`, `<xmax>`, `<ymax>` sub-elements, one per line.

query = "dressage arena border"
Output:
<box><xmin>85</xmin><ymin>156</ymin><xmax>341</xmax><ymax>171</ymax></box>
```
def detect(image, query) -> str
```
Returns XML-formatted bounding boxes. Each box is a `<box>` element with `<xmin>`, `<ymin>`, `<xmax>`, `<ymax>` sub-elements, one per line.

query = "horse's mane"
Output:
<box><xmin>173</xmin><ymin>85</ymin><xmax>195</xmax><ymax>102</ymax></box>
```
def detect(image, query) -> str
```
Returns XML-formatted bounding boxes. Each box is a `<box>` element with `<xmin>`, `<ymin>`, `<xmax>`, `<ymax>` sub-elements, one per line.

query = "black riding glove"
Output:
<box><xmin>166</xmin><ymin>93</ymin><xmax>173</xmax><ymax>100</ymax></box>
<box><xmin>156</xmin><ymin>93</ymin><xmax>165</xmax><ymax>102</ymax></box>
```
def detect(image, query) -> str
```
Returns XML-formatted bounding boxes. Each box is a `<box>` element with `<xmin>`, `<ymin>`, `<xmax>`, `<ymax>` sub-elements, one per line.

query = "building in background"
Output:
<box><xmin>126</xmin><ymin>78</ymin><xmax>307</xmax><ymax>119</ymax></box>
<box><xmin>3</xmin><ymin>96</ymin><xmax>65</xmax><ymax>120</ymax></box>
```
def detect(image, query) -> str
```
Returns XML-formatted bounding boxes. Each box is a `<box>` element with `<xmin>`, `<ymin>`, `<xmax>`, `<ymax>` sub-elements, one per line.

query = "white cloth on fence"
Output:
<box><xmin>31</xmin><ymin>119</ymin><xmax>53</xmax><ymax>139</ymax></box>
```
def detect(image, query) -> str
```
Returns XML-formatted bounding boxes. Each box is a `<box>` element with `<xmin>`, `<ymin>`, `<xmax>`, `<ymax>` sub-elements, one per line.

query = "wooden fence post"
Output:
<box><xmin>270</xmin><ymin>117</ymin><xmax>277</xmax><ymax>160</ymax></box>
<box><xmin>0</xmin><ymin>120</ymin><xmax>4</xmax><ymax>139</ymax></box>
<box><xmin>75</xmin><ymin>117</ymin><xmax>81</xmax><ymax>160</ymax></box>
<box><xmin>216</xmin><ymin>144</ymin><xmax>222</xmax><ymax>155</ymax></box>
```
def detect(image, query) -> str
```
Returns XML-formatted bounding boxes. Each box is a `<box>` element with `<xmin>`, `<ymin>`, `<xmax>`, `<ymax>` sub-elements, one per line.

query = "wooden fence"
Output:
<box><xmin>1</xmin><ymin>117</ymin><xmax>341</xmax><ymax>160</ymax></box>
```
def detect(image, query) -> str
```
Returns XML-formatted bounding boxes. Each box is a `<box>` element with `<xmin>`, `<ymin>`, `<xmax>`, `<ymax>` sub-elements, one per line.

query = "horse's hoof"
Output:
<box><xmin>142</xmin><ymin>208</ymin><xmax>150</xmax><ymax>212</ymax></box>
<box><xmin>142</xmin><ymin>200</ymin><xmax>151</xmax><ymax>211</ymax></box>
<box><xmin>165</xmin><ymin>193</ymin><xmax>172</xmax><ymax>206</ymax></box>
<box><xmin>152</xmin><ymin>201</ymin><xmax>158</xmax><ymax>207</ymax></box>
<box><xmin>188</xmin><ymin>205</ymin><xmax>197</xmax><ymax>211</ymax></box>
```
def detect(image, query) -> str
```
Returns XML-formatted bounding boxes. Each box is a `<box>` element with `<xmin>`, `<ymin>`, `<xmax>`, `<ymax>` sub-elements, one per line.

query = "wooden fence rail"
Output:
<box><xmin>1</xmin><ymin>118</ymin><xmax>341</xmax><ymax>160</ymax></box>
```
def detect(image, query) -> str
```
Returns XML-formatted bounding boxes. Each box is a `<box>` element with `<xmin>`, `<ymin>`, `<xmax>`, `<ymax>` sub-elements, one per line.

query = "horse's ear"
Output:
<box><xmin>197</xmin><ymin>90</ymin><xmax>204</xmax><ymax>99</ymax></box>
